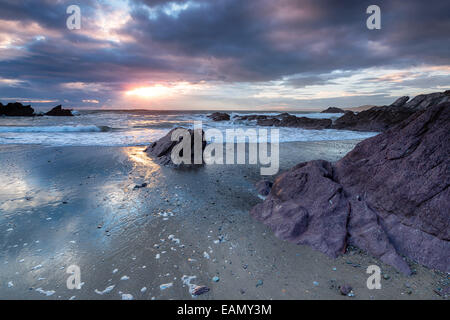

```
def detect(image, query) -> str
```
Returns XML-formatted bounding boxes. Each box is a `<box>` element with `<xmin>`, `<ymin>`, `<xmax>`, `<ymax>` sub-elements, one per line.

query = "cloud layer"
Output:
<box><xmin>0</xmin><ymin>0</ymin><xmax>449</xmax><ymax>109</ymax></box>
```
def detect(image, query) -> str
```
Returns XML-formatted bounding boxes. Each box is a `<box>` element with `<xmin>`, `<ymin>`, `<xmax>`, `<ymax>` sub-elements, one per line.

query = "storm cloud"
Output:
<box><xmin>0</xmin><ymin>0</ymin><xmax>448</xmax><ymax>109</ymax></box>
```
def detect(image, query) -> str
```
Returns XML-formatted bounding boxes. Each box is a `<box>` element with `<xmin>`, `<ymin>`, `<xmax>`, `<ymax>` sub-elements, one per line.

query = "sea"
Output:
<box><xmin>0</xmin><ymin>110</ymin><xmax>378</xmax><ymax>146</ymax></box>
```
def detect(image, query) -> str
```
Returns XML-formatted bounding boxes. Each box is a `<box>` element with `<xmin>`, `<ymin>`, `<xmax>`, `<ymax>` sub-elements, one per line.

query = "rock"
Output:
<box><xmin>321</xmin><ymin>107</ymin><xmax>345</xmax><ymax>113</ymax></box>
<box><xmin>45</xmin><ymin>105</ymin><xmax>73</xmax><ymax>116</ymax></box>
<box><xmin>278</xmin><ymin>115</ymin><xmax>331</xmax><ymax>129</ymax></box>
<box><xmin>234</xmin><ymin>114</ymin><xmax>268</xmax><ymax>121</ymax></box>
<box><xmin>255</xmin><ymin>180</ymin><xmax>273</xmax><ymax>196</ymax></box>
<box><xmin>212</xmin><ymin>276</ymin><xmax>220</xmax><ymax>282</ymax></box>
<box><xmin>402</xmin><ymin>91</ymin><xmax>449</xmax><ymax>111</ymax></box>
<box><xmin>0</xmin><ymin>102</ymin><xmax>34</xmax><ymax>116</ymax></box>
<box><xmin>332</xmin><ymin>107</ymin><xmax>414</xmax><ymax>132</ymax></box>
<box><xmin>192</xmin><ymin>285</ymin><xmax>210</xmax><ymax>296</ymax></box>
<box><xmin>145</xmin><ymin>127</ymin><xmax>206</xmax><ymax>167</ymax></box>
<box><xmin>257</xmin><ymin>118</ymin><xmax>281</xmax><ymax>126</ymax></box>
<box><xmin>333</xmin><ymin>91</ymin><xmax>449</xmax><ymax>132</ymax></box>
<box><xmin>208</xmin><ymin>112</ymin><xmax>230</xmax><ymax>121</ymax></box>
<box><xmin>339</xmin><ymin>284</ymin><xmax>352</xmax><ymax>295</ymax></box>
<box><xmin>257</xmin><ymin>114</ymin><xmax>332</xmax><ymax>129</ymax></box>
<box><xmin>390</xmin><ymin>96</ymin><xmax>410</xmax><ymax>108</ymax></box>
<box><xmin>251</xmin><ymin>101</ymin><xmax>450</xmax><ymax>274</ymax></box>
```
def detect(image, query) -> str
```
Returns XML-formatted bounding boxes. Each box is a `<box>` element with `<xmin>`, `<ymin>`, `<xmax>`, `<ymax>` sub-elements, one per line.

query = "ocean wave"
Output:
<box><xmin>0</xmin><ymin>125</ymin><xmax>112</xmax><ymax>133</ymax></box>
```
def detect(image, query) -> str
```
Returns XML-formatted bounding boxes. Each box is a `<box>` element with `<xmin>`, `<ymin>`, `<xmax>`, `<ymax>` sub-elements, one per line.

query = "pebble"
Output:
<box><xmin>339</xmin><ymin>284</ymin><xmax>352</xmax><ymax>295</ymax></box>
<box><xmin>212</xmin><ymin>276</ymin><xmax>220</xmax><ymax>283</ymax></box>
<box><xmin>192</xmin><ymin>286</ymin><xmax>210</xmax><ymax>296</ymax></box>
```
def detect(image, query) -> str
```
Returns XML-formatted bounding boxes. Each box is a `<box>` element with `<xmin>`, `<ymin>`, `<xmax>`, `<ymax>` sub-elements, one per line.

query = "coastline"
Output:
<box><xmin>0</xmin><ymin>141</ymin><xmax>447</xmax><ymax>300</ymax></box>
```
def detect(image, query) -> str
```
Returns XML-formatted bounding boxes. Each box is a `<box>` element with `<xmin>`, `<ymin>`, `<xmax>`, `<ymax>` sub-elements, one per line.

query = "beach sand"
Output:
<box><xmin>0</xmin><ymin>141</ymin><xmax>447</xmax><ymax>300</ymax></box>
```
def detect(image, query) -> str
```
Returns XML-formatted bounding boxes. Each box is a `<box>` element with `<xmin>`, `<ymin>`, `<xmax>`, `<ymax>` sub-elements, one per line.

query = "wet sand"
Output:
<box><xmin>0</xmin><ymin>141</ymin><xmax>447</xmax><ymax>300</ymax></box>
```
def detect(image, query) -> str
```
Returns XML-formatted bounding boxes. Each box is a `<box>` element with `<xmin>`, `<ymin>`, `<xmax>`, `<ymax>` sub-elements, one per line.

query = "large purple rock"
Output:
<box><xmin>251</xmin><ymin>102</ymin><xmax>450</xmax><ymax>274</ymax></box>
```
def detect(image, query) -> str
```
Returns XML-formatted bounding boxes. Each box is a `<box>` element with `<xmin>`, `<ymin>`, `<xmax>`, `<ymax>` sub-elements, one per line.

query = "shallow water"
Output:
<box><xmin>0</xmin><ymin>110</ymin><xmax>377</xmax><ymax>146</ymax></box>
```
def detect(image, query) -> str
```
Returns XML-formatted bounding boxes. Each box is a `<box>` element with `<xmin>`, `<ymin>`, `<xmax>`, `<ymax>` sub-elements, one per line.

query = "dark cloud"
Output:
<box><xmin>0</xmin><ymin>0</ymin><xmax>449</xmax><ymax>108</ymax></box>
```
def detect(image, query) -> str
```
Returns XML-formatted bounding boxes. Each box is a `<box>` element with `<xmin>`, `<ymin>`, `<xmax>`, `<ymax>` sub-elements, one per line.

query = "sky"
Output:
<box><xmin>0</xmin><ymin>0</ymin><xmax>449</xmax><ymax>111</ymax></box>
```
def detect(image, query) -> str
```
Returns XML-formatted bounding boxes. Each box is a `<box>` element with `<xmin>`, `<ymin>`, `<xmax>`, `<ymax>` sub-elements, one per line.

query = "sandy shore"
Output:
<box><xmin>0</xmin><ymin>141</ymin><xmax>447</xmax><ymax>300</ymax></box>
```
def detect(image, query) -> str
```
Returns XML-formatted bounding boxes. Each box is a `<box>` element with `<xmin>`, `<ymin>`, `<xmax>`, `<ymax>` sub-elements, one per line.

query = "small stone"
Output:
<box><xmin>192</xmin><ymin>286</ymin><xmax>210</xmax><ymax>296</ymax></box>
<box><xmin>256</xmin><ymin>280</ymin><xmax>264</xmax><ymax>287</ymax></box>
<box><xmin>212</xmin><ymin>276</ymin><xmax>220</xmax><ymax>283</ymax></box>
<box><xmin>383</xmin><ymin>274</ymin><xmax>390</xmax><ymax>280</ymax></box>
<box><xmin>339</xmin><ymin>284</ymin><xmax>352</xmax><ymax>295</ymax></box>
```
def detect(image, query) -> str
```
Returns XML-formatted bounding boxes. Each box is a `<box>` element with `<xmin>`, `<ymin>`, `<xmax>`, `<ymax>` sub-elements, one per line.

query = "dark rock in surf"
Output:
<box><xmin>45</xmin><ymin>105</ymin><xmax>73</xmax><ymax>116</ymax></box>
<box><xmin>0</xmin><ymin>102</ymin><xmax>34</xmax><ymax>117</ymax></box>
<box><xmin>251</xmin><ymin>101</ymin><xmax>450</xmax><ymax>274</ymax></box>
<box><xmin>208</xmin><ymin>112</ymin><xmax>230</xmax><ymax>121</ymax></box>
<box><xmin>256</xmin><ymin>114</ymin><xmax>332</xmax><ymax>129</ymax></box>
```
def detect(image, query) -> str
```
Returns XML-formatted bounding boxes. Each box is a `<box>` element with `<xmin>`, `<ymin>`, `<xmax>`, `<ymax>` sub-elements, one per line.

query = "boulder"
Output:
<box><xmin>45</xmin><ymin>105</ymin><xmax>73</xmax><ymax>116</ymax></box>
<box><xmin>0</xmin><ymin>102</ymin><xmax>34</xmax><ymax>116</ymax></box>
<box><xmin>321</xmin><ymin>107</ymin><xmax>345</xmax><ymax>113</ymax></box>
<box><xmin>208</xmin><ymin>112</ymin><xmax>230</xmax><ymax>121</ymax></box>
<box><xmin>251</xmin><ymin>102</ymin><xmax>450</xmax><ymax>274</ymax></box>
<box><xmin>145</xmin><ymin>127</ymin><xmax>206</xmax><ymax>167</ymax></box>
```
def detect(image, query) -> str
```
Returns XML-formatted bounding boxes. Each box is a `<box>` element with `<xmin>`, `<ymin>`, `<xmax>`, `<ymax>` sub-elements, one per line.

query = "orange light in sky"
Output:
<box><xmin>125</xmin><ymin>85</ymin><xmax>171</xmax><ymax>98</ymax></box>
<box><xmin>125</xmin><ymin>82</ymin><xmax>203</xmax><ymax>99</ymax></box>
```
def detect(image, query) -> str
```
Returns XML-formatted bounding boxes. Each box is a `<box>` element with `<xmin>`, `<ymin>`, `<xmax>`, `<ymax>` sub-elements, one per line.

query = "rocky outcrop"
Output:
<box><xmin>332</xmin><ymin>107</ymin><xmax>413</xmax><ymax>132</ymax></box>
<box><xmin>234</xmin><ymin>114</ymin><xmax>268</xmax><ymax>121</ymax></box>
<box><xmin>145</xmin><ymin>127</ymin><xmax>206</xmax><ymax>167</ymax></box>
<box><xmin>0</xmin><ymin>102</ymin><xmax>34</xmax><ymax>116</ymax></box>
<box><xmin>208</xmin><ymin>112</ymin><xmax>230</xmax><ymax>121</ymax></box>
<box><xmin>402</xmin><ymin>91</ymin><xmax>450</xmax><ymax>111</ymax></box>
<box><xmin>45</xmin><ymin>105</ymin><xmax>73</xmax><ymax>116</ymax></box>
<box><xmin>333</xmin><ymin>91</ymin><xmax>450</xmax><ymax>132</ymax></box>
<box><xmin>236</xmin><ymin>113</ymin><xmax>331</xmax><ymax>129</ymax></box>
<box><xmin>251</xmin><ymin>102</ymin><xmax>450</xmax><ymax>274</ymax></box>
<box><xmin>321</xmin><ymin>107</ymin><xmax>345</xmax><ymax>113</ymax></box>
